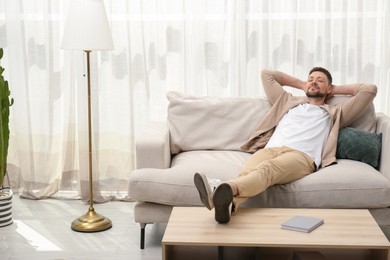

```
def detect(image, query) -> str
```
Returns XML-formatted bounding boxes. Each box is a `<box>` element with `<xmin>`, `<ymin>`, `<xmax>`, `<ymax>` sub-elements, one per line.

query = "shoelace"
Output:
<box><xmin>207</xmin><ymin>177</ymin><xmax>222</xmax><ymax>192</ymax></box>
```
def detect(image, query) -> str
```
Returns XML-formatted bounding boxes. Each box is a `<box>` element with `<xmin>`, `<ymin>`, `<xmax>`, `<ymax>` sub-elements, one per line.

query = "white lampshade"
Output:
<box><xmin>61</xmin><ymin>0</ymin><xmax>114</xmax><ymax>50</ymax></box>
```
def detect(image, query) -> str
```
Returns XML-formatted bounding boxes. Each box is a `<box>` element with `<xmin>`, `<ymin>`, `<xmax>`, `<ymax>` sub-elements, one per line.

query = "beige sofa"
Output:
<box><xmin>128</xmin><ymin>91</ymin><xmax>390</xmax><ymax>249</ymax></box>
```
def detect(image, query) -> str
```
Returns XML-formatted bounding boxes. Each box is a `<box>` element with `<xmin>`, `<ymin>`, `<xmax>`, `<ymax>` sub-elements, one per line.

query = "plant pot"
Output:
<box><xmin>0</xmin><ymin>187</ymin><xmax>13</xmax><ymax>227</ymax></box>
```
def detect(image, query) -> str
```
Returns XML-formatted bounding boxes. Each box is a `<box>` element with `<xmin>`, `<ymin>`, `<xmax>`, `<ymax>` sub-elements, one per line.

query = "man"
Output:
<box><xmin>194</xmin><ymin>68</ymin><xmax>377</xmax><ymax>224</ymax></box>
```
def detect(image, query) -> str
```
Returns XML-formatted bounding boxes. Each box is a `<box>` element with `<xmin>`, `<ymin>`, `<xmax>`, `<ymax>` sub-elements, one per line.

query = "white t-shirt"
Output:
<box><xmin>265</xmin><ymin>103</ymin><xmax>331</xmax><ymax>168</ymax></box>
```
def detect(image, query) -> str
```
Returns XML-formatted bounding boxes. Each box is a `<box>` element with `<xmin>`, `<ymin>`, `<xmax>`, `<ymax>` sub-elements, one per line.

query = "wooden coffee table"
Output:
<box><xmin>162</xmin><ymin>207</ymin><xmax>390</xmax><ymax>260</ymax></box>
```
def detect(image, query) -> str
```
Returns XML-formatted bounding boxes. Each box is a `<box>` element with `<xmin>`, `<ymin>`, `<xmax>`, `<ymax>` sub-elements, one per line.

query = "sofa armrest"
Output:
<box><xmin>135</xmin><ymin>121</ymin><xmax>171</xmax><ymax>169</ymax></box>
<box><xmin>376</xmin><ymin>113</ymin><xmax>390</xmax><ymax>179</ymax></box>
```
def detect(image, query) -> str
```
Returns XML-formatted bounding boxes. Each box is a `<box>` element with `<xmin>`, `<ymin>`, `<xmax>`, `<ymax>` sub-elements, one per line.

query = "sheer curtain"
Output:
<box><xmin>0</xmin><ymin>0</ymin><xmax>389</xmax><ymax>201</ymax></box>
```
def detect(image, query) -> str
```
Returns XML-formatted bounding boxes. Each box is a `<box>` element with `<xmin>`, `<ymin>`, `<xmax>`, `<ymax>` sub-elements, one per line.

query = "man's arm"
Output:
<box><xmin>327</xmin><ymin>83</ymin><xmax>359</xmax><ymax>99</ymax></box>
<box><xmin>332</xmin><ymin>83</ymin><xmax>377</xmax><ymax>128</ymax></box>
<box><xmin>261</xmin><ymin>69</ymin><xmax>306</xmax><ymax>105</ymax></box>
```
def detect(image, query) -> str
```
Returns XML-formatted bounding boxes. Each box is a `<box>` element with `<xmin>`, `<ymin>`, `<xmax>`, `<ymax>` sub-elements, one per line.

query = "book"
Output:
<box><xmin>281</xmin><ymin>215</ymin><xmax>324</xmax><ymax>233</ymax></box>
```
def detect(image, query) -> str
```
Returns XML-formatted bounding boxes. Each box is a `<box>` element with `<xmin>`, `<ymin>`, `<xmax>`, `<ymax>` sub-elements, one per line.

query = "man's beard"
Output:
<box><xmin>305</xmin><ymin>89</ymin><xmax>327</xmax><ymax>98</ymax></box>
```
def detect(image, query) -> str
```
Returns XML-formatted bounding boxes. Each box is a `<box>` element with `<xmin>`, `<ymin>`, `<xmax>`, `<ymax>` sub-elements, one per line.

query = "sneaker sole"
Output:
<box><xmin>194</xmin><ymin>172</ymin><xmax>214</xmax><ymax>210</ymax></box>
<box><xmin>213</xmin><ymin>183</ymin><xmax>233</xmax><ymax>224</ymax></box>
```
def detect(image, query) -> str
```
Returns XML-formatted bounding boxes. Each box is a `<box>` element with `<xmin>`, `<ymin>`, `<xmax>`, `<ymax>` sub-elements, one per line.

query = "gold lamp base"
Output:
<box><xmin>71</xmin><ymin>206</ymin><xmax>112</xmax><ymax>232</ymax></box>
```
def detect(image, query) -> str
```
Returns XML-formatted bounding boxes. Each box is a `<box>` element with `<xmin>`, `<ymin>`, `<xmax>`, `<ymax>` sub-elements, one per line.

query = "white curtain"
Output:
<box><xmin>1</xmin><ymin>0</ymin><xmax>389</xmax><ymax>201</ymax></box>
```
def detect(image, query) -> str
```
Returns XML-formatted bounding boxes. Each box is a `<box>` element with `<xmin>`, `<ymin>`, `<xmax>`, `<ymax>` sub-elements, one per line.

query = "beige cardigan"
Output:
<box><xmin>240</xmin><ymin>69</ymin><xmax>377</xmax><ymax>168</ymax></box>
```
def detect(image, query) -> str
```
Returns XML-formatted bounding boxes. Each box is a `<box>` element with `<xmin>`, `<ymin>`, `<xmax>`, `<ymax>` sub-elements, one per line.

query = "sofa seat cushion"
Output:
<box><xmin>243</xmin><ymin>159</ymin><xmax>390</xmax><ymax>209</ymax></box>
<box><xmin>129</xmin><ymin>151</ymin><xmax>390</xmax><ymax>209</ymax></box>
<box><xmin>128</xmin><ymin>151</ymin><xmax>250</xmax><ymax>206</ymax></box>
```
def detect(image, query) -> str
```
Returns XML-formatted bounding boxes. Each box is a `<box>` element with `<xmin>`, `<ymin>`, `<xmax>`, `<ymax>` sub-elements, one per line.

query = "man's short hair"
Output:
<box><xmin>309</xmin><ymin>67</ymin><xmax>332</xmax><ymax>85</ymax></box>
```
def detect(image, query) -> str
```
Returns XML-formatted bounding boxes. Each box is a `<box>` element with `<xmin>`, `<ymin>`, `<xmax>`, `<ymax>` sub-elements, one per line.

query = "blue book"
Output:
<box><xmin>281</xmin><ymin>215</ymin><xmax>324</xmax><ymax>233</ymax></box>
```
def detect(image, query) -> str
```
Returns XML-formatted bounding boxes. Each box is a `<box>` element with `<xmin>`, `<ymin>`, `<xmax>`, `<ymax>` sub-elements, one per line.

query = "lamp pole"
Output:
<box><xmin>70</xmin><ymin>50</ymin><xmax>112</xmax><ymax>232</ymax></box>
<box><xmin>61</xmin><ymin>0</ymin><xmax>114</xmax><ymax>232</ymax></box>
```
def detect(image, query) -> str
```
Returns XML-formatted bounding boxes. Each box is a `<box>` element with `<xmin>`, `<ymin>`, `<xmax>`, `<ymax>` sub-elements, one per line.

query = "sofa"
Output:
<box><xmin>128</xmin><ymin>91</ymin><xmax>390</xmax><ymax>249</ymax></box>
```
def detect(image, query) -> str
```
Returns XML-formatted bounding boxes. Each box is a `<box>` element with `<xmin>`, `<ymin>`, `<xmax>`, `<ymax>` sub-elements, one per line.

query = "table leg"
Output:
<box><xmin>218</xmin><ymin>246</ymin><xmax>224</xmax><ymax>260</ymax></box>
<box><xmin>256</xmin><ymin>247</ymin><xmax>261</xmax><ymax>260</ymax></box>
<box><xmin>371</xmin><ymin>248</ymin><xmax>390</xmax><ymax>260</ymax></box>
<box><xmin>162</xmin><ymin>244</ymin><xmax>173</xmax><ymax>260</ymax></box>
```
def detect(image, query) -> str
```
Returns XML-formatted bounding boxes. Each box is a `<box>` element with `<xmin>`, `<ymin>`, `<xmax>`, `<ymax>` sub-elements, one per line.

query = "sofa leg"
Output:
<box><xmin>140</xmin><ymin>223</ymin><xmax>147</xmax><ymax>249</ymax></box>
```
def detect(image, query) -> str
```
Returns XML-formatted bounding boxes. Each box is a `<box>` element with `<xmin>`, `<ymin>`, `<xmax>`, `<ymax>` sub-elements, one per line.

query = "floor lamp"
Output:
<box><xmin>61</xmin><ymin>0</ymin><xmax>114</xmax><ymax>232</ymax></box>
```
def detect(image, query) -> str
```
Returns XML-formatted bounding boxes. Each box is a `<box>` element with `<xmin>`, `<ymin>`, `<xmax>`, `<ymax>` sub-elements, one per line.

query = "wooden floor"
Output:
<box><xmin>1</xmin><ymin>195</ymin><xmax>165</xmax><ymax>260</ymax></box>
<box><xmin>3</xmin><ymin>195</ymin><xmax>390</xmax><ymax>260</ymax></box>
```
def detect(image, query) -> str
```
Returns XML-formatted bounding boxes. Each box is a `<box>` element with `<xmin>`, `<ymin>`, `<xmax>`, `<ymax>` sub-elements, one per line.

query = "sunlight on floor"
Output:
<box><xmin>14</xmin><ymin>220</ymin><xmax>62</xmax><ymax>252</ymax></box>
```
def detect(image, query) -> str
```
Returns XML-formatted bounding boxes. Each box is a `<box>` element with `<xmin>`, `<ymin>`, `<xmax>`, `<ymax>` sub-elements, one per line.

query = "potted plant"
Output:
<box><xmin>0</xmin><ymin>47</ymin><xmax>14</xmax><ymax>227</ymax></box>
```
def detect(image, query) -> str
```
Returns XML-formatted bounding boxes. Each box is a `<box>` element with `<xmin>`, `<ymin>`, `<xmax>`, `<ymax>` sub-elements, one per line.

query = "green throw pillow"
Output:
<box><xmin>336</xmin><ymin>127</ymin><xmax>382</xmax><ymax>168</ymax></box>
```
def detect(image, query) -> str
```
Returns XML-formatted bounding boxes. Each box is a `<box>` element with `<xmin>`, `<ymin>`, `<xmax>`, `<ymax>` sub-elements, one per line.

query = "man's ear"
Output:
<box><xmin>327</xmin><ymin>84</ymin><xmax>333</xmax><ymax>93</ymax></box>
<box><xmin>325</xmin><ymin>85</ymin><xmax>334</xmax><ymax>100</ymax></box>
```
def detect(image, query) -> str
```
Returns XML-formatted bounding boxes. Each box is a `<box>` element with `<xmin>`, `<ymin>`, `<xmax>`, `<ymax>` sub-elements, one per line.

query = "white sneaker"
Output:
<box><xmin>212</xmin><ymin>183</ymin><xmax>234</xmax><ymax>224</ymax></box>
<box><xmin>194</xmin><ymin>172</ymin><xmax>221</xmax><ymax>210</ymax></box>
<box><xmin>207</xmin><ymin>177</ymin><xmax>222</xmax><ymax>192</ymax></box>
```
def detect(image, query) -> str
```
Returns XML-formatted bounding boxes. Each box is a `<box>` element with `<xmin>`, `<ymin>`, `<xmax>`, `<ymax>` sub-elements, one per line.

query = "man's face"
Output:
<box><xmin>305</xmin><ymin>71</ymin><xmax>331</xmax><ymax>98</ymax></box>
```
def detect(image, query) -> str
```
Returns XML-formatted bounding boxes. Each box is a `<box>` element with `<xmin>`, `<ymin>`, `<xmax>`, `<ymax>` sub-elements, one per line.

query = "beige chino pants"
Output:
<box><xmin>229</xmin><ymin>146</ymin><xmax>315</xmax><ymax>210</ymax></box>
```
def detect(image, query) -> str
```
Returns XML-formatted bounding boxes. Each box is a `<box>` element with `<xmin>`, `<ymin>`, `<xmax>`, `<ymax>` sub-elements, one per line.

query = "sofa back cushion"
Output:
<box><xmin>326</xmin><ymin>95</ymin><xmax>377</xmax><ymax>133</ymax></box>
<box><xmin>167</xmin><ymin>91</ymin><xmax>271</xmax><ymax>154</ymax></box>
<box><xmin>167</xmin><ymin>92</ymin><xmax>377</xmax><ymax>154</ymax></box>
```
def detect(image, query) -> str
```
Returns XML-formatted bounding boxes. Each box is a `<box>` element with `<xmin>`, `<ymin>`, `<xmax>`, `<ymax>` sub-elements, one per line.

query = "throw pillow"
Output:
<box><xmin>336</xmin><ymin>127</ymin><xmax>382</xmax><ymax>168</ymax></box>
